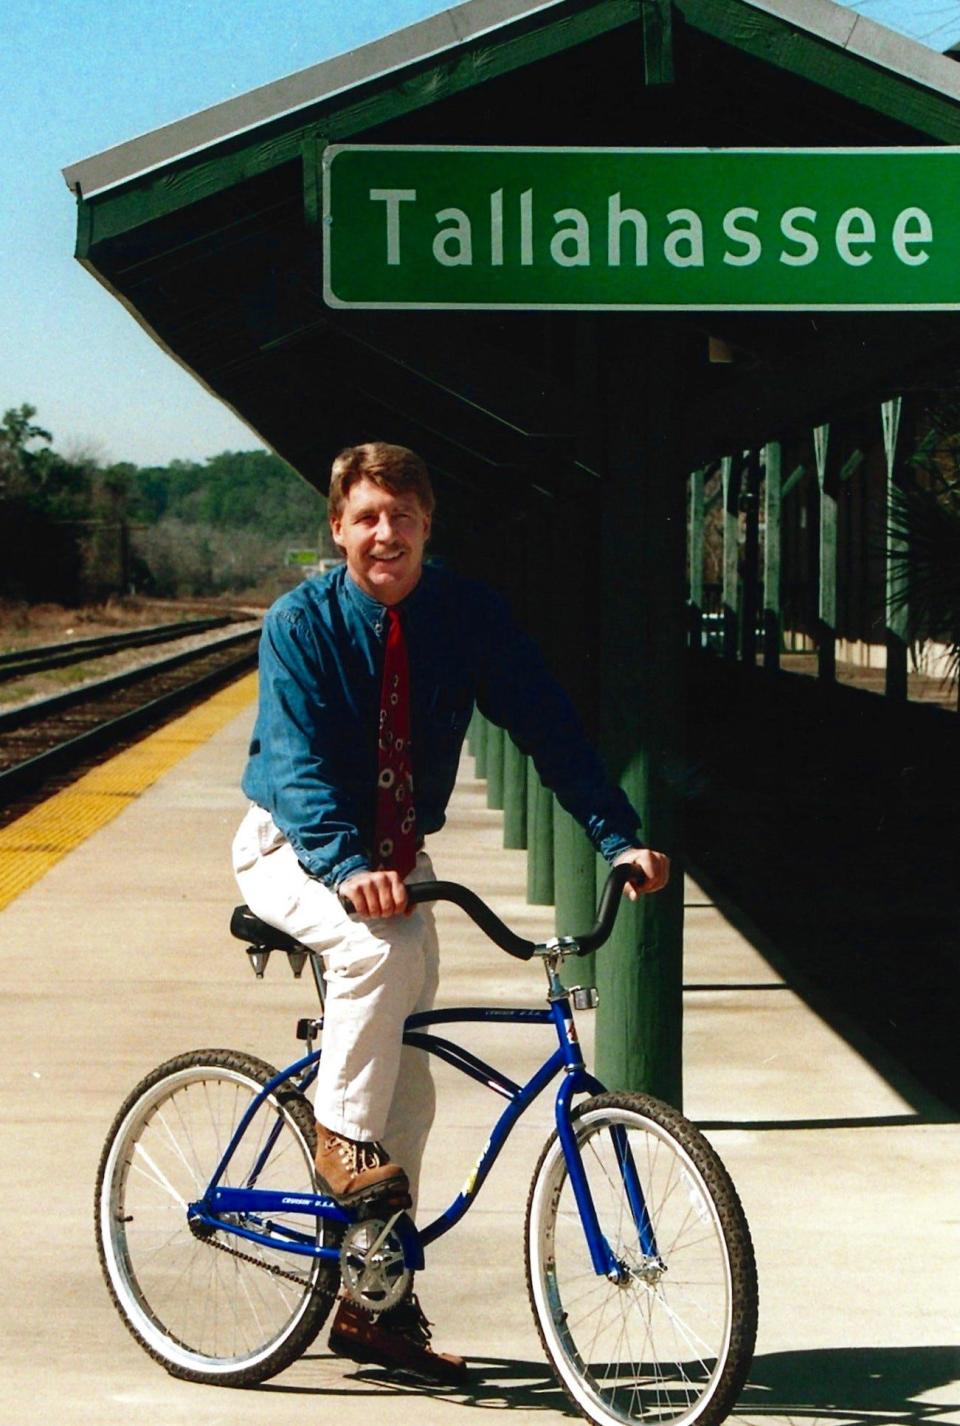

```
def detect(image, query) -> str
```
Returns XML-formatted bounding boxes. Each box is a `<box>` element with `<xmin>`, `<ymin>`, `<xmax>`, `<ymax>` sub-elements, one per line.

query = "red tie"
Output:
<box><xmin>374</xmin><ymin>608</ymin><xmax>417</xmax><ymax>879</ymax></box>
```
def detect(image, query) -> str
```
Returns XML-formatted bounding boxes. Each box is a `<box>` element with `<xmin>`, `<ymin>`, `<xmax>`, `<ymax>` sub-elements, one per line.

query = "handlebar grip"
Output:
<box><xmin>338</xmin><ymin>863</ymin><xmax>646</xmax><ymax>958</ymax></box>
<box><xmin>573</xmin><ymin>862</ymin><xmax>645</xmax><ymax>954</ymax></box>
<box><xmin>336</xmin><ymin>882</ymin><xmax>534</xmax><ymax>958</ymax></box>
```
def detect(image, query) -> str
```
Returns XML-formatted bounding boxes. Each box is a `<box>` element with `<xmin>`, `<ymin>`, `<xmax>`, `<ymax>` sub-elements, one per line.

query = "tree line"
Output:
<box><xmin>0</xmin><ymin>404</ymin><xmax>333</xmax><ymax>604</ymax></box>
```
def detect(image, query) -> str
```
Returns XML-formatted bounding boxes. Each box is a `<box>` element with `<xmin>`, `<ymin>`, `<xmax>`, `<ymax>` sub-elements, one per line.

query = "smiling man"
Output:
<box><xmin>233</xmin><ymin>441</ymin><xmax>668</xmax><ymax>1383</ymax></box>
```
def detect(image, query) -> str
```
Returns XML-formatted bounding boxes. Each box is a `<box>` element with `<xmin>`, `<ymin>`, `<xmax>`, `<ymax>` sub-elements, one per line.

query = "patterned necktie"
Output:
<box><xmin>374</xmin><ymin>607</ymin><xmax>417</xmax><ymax>879</ymax></box>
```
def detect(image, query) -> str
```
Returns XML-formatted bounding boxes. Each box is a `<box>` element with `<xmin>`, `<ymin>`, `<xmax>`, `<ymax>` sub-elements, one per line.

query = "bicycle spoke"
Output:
<box><xmin>97</xmin><ymin>1053</ymin><xmax>337</xmax><ymax>1384</ymax></box>
<box><xmin>526</xmin><ymin>1094</ymin><xmax>755</xmax><ymax>1426</ymax></box>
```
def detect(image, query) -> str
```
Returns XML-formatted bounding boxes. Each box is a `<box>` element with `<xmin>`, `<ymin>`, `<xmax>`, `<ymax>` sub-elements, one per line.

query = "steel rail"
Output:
<box><xmin>0</xmin><ymin>616</ymin><xmax>236</xmax><ymax>683</ymax></box>
<box><xmin>0</xmin><ymin>631</ymin><xmax>259</xmax><ymax>805</ymax></box>
<box><xmin>0</xmin><ymin>630</ymin><xmax>259</xmax><ymax>734</ymax></box>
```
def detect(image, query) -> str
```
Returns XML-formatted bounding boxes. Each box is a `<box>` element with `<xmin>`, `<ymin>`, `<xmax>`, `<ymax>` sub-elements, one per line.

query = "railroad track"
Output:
<box><xmin>0</xmin><ymin>615</ymin><xmax>239</xmax><ymax>683</ymax></box>
<box><xmin>0</xmin><ymin>628</ymin><xmax>260</xmax><ymax>814</ymax></box>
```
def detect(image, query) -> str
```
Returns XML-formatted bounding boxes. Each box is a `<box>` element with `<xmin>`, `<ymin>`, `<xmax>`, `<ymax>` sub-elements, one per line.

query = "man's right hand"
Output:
<box><xmin>339</xmin><ymin>869</ymin><xmax>408</xmax><ymax>919</ymax></box>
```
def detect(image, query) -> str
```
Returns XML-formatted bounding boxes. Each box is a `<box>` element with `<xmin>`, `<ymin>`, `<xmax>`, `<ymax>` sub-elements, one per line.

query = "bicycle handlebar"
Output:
<box><xmin>341</xmin><ymin>863</ymin><xmax>644</xmax><ymax>961</ymax></box>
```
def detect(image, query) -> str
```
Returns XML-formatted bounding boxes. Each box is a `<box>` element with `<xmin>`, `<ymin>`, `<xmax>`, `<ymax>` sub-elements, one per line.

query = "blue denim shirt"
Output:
<box><xmin>242</xmin><ymin>563</ymin><xmax>641</xmax><ymax>886</ymax></box>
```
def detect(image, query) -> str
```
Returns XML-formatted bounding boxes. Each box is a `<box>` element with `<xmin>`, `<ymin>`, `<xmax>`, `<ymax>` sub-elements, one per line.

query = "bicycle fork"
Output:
<box><xmin>549</xmin><ymin>986</ymin><xmax>660</xmax><ymax>1282</ymax></box>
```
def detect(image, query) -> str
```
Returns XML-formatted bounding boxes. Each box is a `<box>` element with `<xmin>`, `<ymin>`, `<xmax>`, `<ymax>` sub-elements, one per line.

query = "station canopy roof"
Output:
<box><xmin>64</xmin><ymin>0</ymin><xmax>960</xmax><ymax>515</ymax></box>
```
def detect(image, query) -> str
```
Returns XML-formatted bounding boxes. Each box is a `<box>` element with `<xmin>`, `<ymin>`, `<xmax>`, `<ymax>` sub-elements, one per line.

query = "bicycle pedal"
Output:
<box><xmin>342</xmin><ymin>1180</ymin><xmax>412</xmax><ymax>1217</ymax></box>
<box><xmin>356</xmin><ymin>1190</ymin><xmax>412</xmax><ymax>1219</ymax></box>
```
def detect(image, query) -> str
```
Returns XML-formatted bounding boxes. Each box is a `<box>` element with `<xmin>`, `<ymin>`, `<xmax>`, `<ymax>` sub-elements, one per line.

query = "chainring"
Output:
<box><xmin>340</xmin><ymin>1216</ymin><xmax>411</xmax><ymax>1312</ymax></box>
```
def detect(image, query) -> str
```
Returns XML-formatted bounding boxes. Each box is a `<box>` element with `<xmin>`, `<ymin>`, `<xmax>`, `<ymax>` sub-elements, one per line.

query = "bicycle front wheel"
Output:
<box><xmin>525</xmin><ymin>1092</ymin><xmax>757</xmax><ymax>1426</ymax></box>
<box><xmin>96</xmin><ymin>1049</ymin><xmax>338</xmax><ymax>1386</ymax></box>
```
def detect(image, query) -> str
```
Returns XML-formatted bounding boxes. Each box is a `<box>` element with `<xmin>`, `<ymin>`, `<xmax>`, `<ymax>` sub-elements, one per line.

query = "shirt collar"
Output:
<box><xmin>342</xmin><ymin>565</ymin><xmax>430</xmax><ymax>633</ymax></box>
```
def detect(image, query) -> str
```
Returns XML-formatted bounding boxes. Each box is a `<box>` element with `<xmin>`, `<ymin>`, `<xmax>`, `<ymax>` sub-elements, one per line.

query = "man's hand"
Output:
<box><xmin>339</xmin><ymin>869</ymin><xmax>408</xmax><ymax>919</ymax></box>
<box><xmin>613</xmin><ymin>847</ymin><xmax>671</xmax><ymax>901</ymax></box>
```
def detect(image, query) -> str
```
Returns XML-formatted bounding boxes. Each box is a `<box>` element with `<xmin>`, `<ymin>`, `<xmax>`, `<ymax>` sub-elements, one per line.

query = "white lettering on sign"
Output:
<box><xmin>836</xmin><ymin>206</ymin><xmax>876</xmax><ymax>266</ymax></box>
<box><xmin>722</xmin><ymin>207</ymin><xmax>761</xmax><ymax>267</ymax></box>
<box><xmin>551</xmin><ymin>208</ymin><xmax>590</xmax><ymax>266</ymax></box>
<box><xmin>491</xmin><ymin>188</ymin><xmax>504</xmax><ymax>266</ymax></box>
<box><xmin>608</xmin><ymin>192</ymin><xmax>648</xmax><ymax>267</ymax></box>
<box><xmin>665</xmin><ymin>209</ymin><xmax>704</xmax><ymax>268</ymax></box>
<box><xmin>893</xmin><ymin>206</ymin><xmax>933</xmax><ymax>266</ymax></box>
<box><xmin>369</xmin><ymin>188</ymin><xmax>416</xmax><ymax>265</ymax></box>
<box><xmin>779</xmin><ymin>207</ymin><xmax>819</xmax><ymax>266</ymax></box>
<box><xmin>433</xmin><ymin>207</ymin><xmax>472</xmax><ymax>266</ymax></box>
<box><xmin>520</xmin><ymin>189</ymin><xmax>534</xmax><ymax>265</ymax></box>
<box><xmin>367</xmin><ymin>188</ymin><xmax>933</xmax><ymax>273</ymax></box>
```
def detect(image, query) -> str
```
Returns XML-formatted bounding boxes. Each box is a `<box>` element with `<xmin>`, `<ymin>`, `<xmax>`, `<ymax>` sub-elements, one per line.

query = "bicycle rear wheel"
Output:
<box><xmin>525</xmin><ymin>1091</ymin><xmax>757</xmax><ymax>1426</ymax></box>
<box><xmin>95</xmin><ymin>1049</ymin><xmax>338</xmax><ymax>1386</ymax></box>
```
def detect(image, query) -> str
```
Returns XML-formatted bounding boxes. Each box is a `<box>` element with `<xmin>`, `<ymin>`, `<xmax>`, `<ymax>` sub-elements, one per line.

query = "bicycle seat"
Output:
<box><xmin>230</xmin><ymin>904</ymin><xmax>312</xmax><ymax>956</ymax></box>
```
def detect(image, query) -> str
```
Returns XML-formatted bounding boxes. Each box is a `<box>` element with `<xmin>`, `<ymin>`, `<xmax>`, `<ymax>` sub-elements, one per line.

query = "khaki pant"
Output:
<box><xmin>232</xmin><ymin>804</ymin><xmax>439</xmax><ymax>1213</ymax></box>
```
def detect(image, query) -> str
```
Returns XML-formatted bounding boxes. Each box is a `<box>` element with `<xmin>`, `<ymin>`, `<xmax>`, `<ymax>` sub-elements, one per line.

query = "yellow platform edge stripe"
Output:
<box><xmin>0</xmin><ymin>672</ymin><xmax>258</xmax><ymax>912</ymax></box>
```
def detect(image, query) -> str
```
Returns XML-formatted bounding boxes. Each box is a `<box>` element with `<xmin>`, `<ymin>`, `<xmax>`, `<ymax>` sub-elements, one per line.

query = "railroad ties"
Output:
<box><xmin>0</xmin><ymin>619</ymin><xmax>261</xmax><ymax>821</ymax></box>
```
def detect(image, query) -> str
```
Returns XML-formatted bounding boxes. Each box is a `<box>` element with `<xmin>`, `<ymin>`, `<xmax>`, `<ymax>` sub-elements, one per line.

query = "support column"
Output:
<box><xmin>815</xmin><ymin>423</ymin><xmax>837</xmax><ymax>682</ymax></box>
<box><xmin>554</xmin><ymin>801</ymin><xmax>598</xmax><ymax>987</ymax></box>
<box><xmin>485</xmin><ymin>723</ymin><xmax>505</xmax><ymax>809</ymax></box>
<box><xmin>763</xmin><ymin>442</ymin><xmax>782</xmax><ymax>669</ymax></box>
<box><xmin>594</xmin><ymin>324</ymin><xmax>686</xmax><ymax>1108</ymax></box>
<box><xmin>473</xmin><ymin>711</ymin><xmax>489</xmax><ymax>779</ymax></box>
<box><xmin>502</xmin><ymin>739</ymin><xmax>527</xmax><ymax>849</ymax></box>
<box><xmin>688</xmin><ymin>468</ymin><xmax>705</xmax><ymax>649</ymax></box>
<box><xmin>526</xmin><ymin>768</ymin><xmax>555</xmax><ymax>905</ymax></box>
<box><xmin>741</xmin><ymin>450</ymin><xmax>761</xmax><ymax>667</ymax></box>
<box><xmin>883</xmin><ymin>397</ymin><xmax>908</xmax><ymax>701</ymax></box>
<box><xmin>721</xmin><ymin>455</ymin><xmax>740</xmax><ymax>661</ymax></box>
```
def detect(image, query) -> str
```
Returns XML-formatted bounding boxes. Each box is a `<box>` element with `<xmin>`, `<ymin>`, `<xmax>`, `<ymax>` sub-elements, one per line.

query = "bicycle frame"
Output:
<box><xmin>186</xmin><ymin>986</ymin><xmax>657</xmax><ymax>1279</ymax></box>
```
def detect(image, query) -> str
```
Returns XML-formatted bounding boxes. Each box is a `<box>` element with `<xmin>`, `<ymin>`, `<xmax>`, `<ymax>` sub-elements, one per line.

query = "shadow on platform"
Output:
<box><xmin>738</xmin><ymin>1344</ymin><xmax>960</xmax><ymax>1425</ymax></box>
<box><xmin>262</xmin><ymin>1345</ymin><xmax>959</xmax><ymax>1422</ymax></box>
<box><xmin>684</xmin><ymin>653</ymin><xmax>959</xmax><ymax>1115</ymax></box>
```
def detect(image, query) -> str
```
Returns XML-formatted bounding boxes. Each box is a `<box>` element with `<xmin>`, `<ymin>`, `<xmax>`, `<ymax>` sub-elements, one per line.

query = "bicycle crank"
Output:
<box><xmin>340</xmin><ymin>1215</ymin><xmax>411</xmax><ymax>1312</ymax></box>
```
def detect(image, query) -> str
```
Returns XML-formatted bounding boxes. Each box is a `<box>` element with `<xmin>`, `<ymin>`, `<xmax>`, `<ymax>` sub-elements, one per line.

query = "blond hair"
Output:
<box><xmin>328</xmin><ymin>443</ymin><xmax>435</xmax><ymax>522</ymax></box>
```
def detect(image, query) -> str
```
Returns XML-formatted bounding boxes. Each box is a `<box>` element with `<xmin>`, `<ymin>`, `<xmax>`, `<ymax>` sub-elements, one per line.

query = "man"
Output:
<box><xmin>233</xmin><ymin>442</ymin><xmax>669</xmax><ymax>1384</ymax></box>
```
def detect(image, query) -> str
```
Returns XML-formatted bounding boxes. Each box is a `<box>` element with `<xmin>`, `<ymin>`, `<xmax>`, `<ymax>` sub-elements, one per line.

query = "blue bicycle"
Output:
<box><xmin>96</xmin><ymin>865</ymin><xmax>758</xmax><ymax>1426</ymax></box>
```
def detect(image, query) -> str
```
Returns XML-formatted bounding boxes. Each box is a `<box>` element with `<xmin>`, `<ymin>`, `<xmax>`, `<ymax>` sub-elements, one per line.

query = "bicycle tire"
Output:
<box><xmin>95</xmin><ymin>1048</ymin><xmax>338</xmax><ymax>1386</ymax></box>
<box><xmin>525</xmin><ymin>1091</ymin><xmax>757</xmax><ymax>1426</ymax></box>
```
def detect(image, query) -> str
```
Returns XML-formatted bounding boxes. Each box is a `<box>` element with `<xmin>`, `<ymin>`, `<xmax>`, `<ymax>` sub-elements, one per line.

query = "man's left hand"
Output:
<box><xmin>613</xmin><ymin>847</ymin><xmax>671</xmax><ymax>900</ymax></box>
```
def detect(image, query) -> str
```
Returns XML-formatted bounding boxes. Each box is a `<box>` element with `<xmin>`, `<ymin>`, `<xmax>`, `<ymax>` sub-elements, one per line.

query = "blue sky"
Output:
<box><xmin>2</xmin><ymin>0</ymin><xmax>959</xmax><ymax>467</ymax></box>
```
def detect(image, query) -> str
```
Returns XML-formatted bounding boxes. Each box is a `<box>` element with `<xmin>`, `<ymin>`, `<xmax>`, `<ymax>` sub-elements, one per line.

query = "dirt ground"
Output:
<box><xmin>0</xmin><ymin>595</ymin><xmax>257</xmax><ymax>650</ymax></box>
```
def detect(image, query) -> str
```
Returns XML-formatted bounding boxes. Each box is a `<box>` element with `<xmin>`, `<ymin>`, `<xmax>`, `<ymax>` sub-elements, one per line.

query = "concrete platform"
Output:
<box><xmin>1</xmin><ymin>692</ymin><xmax>958</xmax><ymax>1426</ymax></box>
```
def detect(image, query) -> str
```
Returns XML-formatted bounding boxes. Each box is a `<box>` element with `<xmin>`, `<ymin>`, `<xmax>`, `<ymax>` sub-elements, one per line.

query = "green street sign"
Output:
<box><xmin>322</xmin><ymin>144</ymin><xmax>960</xmax><ymax>311</ymax></box>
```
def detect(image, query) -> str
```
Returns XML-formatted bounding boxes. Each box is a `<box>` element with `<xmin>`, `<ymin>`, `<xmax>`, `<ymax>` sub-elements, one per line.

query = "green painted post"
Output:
<box><xmin>502</xmin><ymin>738</ymin><xmax>528</xmax><ymax>849</ymax></box>
<box><xmin>688</xmin><ymin>468</ymin><xmax>705</xmax><ymax>649</ymax></box>
<box><xmin>553</xmin><ymin>801</ymin><xmax>597</xmax><ymax>986</ymax></box>
<box><xmin>883</xmin><ymin>397</ymin><xmax>908</xmax><ymax>701</ymax></box>
<box><xmin>526</xmin><ymin>768</ymin><xmax>555</xmax><ymax>905</ymax></box>
<box><xmin>473</xmin><ymin>711</ymin><xmax>489</xmax><ymax>779</ymax></box>
<box><xmin>741</xmin><ymin>450</ymin><xmax>761</xmax><ymax>666</ymax></box>
<box><xmin>815</xmin><ymin>423</ymin><xmax>837</xmax><ymax>682</ymax></box>
<box><xmin>763</xmin><ymin>442</ymin><xmax>782</xmax><ymax>669</ymax></box>
<box><xmin>485</xmin><ymin>722</ymin><xmax>506</xmax><ymax>810</ymax></box>
<box><xmin>592</xmin><ymin>333</ymin><xmax>685</xmax><ymax>1109</ymax></box>
<box><xmin>642</xmin><ymin>0</ymin><xmax>674</xmax><ymax>85</ymax></box>
<box><xmin>721</xmin><ymin>455</ymin><xmax>740</xmax><ymax>660</ymax></box>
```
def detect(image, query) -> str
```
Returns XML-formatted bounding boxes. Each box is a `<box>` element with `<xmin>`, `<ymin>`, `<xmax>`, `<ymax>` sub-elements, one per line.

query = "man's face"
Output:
<box><xmin>330</xmin><ymin>476</ymin><xmax>431</xmax><ymax>606</ymax></box>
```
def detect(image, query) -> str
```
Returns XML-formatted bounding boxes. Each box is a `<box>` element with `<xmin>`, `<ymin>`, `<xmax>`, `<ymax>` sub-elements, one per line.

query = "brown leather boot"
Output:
<box><xmin>328</xmin><ymin>1293</ymin><xmax>467</xmax><ymax>1385</ymax></box>
<box><xmin>314</xmin><ymin>1122</ymin><xmax>411</xmax><ymax>1208</ymax></box>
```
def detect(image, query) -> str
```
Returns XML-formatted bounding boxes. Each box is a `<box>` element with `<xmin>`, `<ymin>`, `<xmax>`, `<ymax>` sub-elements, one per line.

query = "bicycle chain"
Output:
<box><xmin>203</xmin><ymin>1229</ymin><xmax>317</xmax><ymax>1288</ymax></box>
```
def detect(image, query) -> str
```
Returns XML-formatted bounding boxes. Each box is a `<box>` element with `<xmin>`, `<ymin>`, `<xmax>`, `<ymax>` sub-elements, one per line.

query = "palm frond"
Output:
<box><xmin>887</xmin><ymin>473</ymin><xmax>960</xmax><ymax>687</ymax></box>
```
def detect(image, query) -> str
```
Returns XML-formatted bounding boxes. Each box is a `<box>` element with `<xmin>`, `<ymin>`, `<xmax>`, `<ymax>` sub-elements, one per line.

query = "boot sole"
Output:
<box><xmin>314</xmin><ymin>1171</ymin><xmax>412</xmax><ymax>1212</ymax></box>
<box><xmin>328</xmin><ymin>1330</ymin><xmax>467</xmax><ymax>1386</ymax></box>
